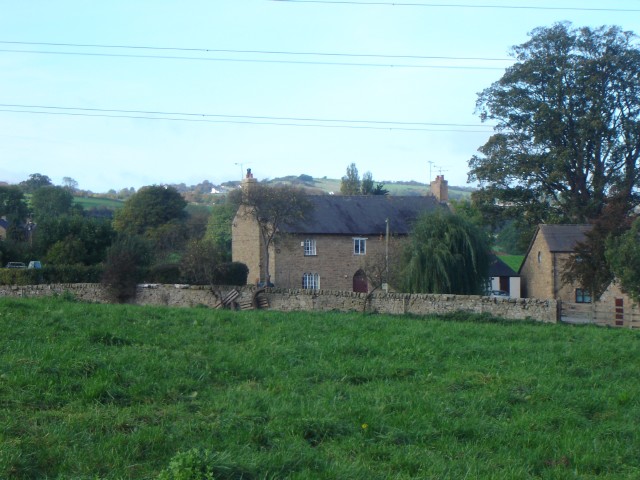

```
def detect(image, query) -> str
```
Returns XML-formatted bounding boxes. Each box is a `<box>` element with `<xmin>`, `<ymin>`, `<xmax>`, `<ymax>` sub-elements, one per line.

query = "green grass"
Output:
<box><xmin>73</xmin><ymin>196</ymin><xmax>124</xmax><ymax>210</ymax></box>
<box><xmin>1</xmin><ymin>297</ymin><xmax>640</xmax><ymax>479</ymax></box>
<box><xmin>498</xmin><ymin>254</ymin><xmax>525</xmax><ymax>272</ymax></box>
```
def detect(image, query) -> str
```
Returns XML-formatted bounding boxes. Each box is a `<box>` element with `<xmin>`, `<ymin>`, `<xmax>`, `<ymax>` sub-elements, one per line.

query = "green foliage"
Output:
<box><xmin>206</xmin><ymin>203</ymin><xmax>237</xmax><ymax>261</ymax></box>
<box><xmin>606</xmin><ymin>217</ymin><xmax>640</xmax><ymax>303</ymax></box>
<box><xmin>145</xmin><ymin>263</ymin><xmax>182</xmax><ymax>284</ymax></box>
<box><xmin>42</xmin><ymin>264</ymin><xmax>104</xmax><ymax>283</ymax></box>
<box><xmin>157</xmin><ymin>449</ymin><xmax>249</xmax><ymax>480</ymax></box>
<box><xmin>401</xmin><ymin>210</ymin><xmax>490</xmax><ymax>294</ymax></box>
<box><xmin>213</xmin><ymin>261</ymin><xmax>249</xmax><ymax>286</ymax></box>
<box><xmin>340</xmin><ymin>162</ymin><xmax>360</xmax><ymax>195</ymax></box>
<box><xmin>180</xmin><ymin>239</ymin><xmax>224</xmax><ymax>285</ymax></box>
<box><xmin>0</xmin><ymin>185</ymin><xmax>29</xmax><ymax>223</ymax></box>
<box><xmin>45</xmin><ymin>237</ymin><xmax>88</xmax><ymax>265</ymax></box>
<box><xmin>113</xmin><ymin>185</ymin><xmax>187</xmax><ymax>236</ymax></box>
<box><xmin>495</xmin><ymin>220</ymin><xmax>534</xmax><ymax>255</ymax></box>
<box><xmin>361</xmin><ymin>171</ymin><xmax>374</xmax><ymax>195</ymax></box>
<box><xmin>469</xmin><ymin>23</ymin><xmax>640</xmax><ymax>225</ymax></box>
<box><xmin>2</xmin><ymin>299</ymin><xmax>640</xmax><ymax>479</ymax></box>
<box><xmin>0</xmin><ymin>265</ymin><xmax>104</xmax><ymax>285</ymax></box>
<box><xmin>30</xmin><ymin>185</ymin><xmax>76</xmax><ymax>221</ymax></box>
<box><xmin>101</xmin><ymin>235</ymin><xmax>152</xmax><ymax>302</ymax></box>
<box><xmin>0</xmin><ymin>268</ymin><xmax>40</xmax><ymax>285</ymax></box>
<box><xmin>33</xmin><ymin>215</ymin><xmax>115</xmax><ymax>266</ymax></box>
<box><xmin>19</xmin><ymin>172</ymin><xmax>52</xmax><ymax>193</ymax></box>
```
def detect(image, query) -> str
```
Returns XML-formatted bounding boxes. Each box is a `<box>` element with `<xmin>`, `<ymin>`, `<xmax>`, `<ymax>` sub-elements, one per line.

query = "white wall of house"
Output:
<box><xmin>490</xmin><ymin>276</ymin><xmax>521</xmax><ymax>298</ymax></box>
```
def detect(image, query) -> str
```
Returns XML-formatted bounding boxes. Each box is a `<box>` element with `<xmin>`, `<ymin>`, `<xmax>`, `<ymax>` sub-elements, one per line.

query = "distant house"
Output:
<box><xmin>518</xmin><ymin>224</ymin><xmax>591</xmax><ymax>302</ymax></box>
<box><xmin>232</xmin><ymin>175</ymin><xmax>449</xmax><ymax>292</ymax></box>
<box><xmin>488</xmin><ymin>255</ymin><xmax>521</xmax><ymax>298</ymax></box>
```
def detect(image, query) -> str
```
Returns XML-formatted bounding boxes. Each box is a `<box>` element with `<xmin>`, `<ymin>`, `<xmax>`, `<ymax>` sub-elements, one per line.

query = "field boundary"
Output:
<box><xmin>0</xmin><ymin>283</ymin><xmax>558</xmax><ymax>322</ymax></box>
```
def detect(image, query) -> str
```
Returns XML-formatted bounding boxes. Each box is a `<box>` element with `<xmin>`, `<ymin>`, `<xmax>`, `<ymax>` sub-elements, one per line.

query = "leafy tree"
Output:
<box><xmin>606</xmin><ymin>216</ymin><xmax>640</xmax><ymax>303</ymax></box>
<box><xmin>469</xmin><ymin>23</ymin><xmax>640</xmax><ymax>226</ymax></box>
<box><xmin>240</xmin><ymin>184</ymin><xmax>312</xmax><ymax>284</ymax></box>
<box><xmin>19</xmin><ymin>173</ymin><xmax>52</xmax><ymax>193</ymax></box>
<box><xmin>33</xmin><ymin>216</ymin><xmax>115</xmax><ymax>265</ymax></box>
<box><xmin>45</xmin><ymin>237</ymin><xmax>88</xmax><ymax>266</ymax></box>
<box><xmin>113</xmin><ymin>185</ymin><xmax>187</xmax><ymax>236</ymax></box>
<box><xmin>361</xmin><ymin>171</ymin><xmax>375</xmax><ymax>195</ymax></box>
<box><xmin>0</xmin><ymin>186</ymin><xmax>28</xmax><ymax>224</ymax></box>
<box><xmin>62</xmin><ymin>177</ymin><xmax>79</xmax><ymax>192</ymax></box>
<box><xmin>30</xmin><ymin>186</ymin><xmax>75</xmax><ymax>221</ymax></box>
<box><xmin>340</xmin><ymin>163</ymin><xmax>361</xmax><ymax>195</ymax></box>
<box><xmin>180</xmin><ymin>238</ymin><xmax>224</xmax><ymax>285</ymax></box>
<box><xmin>401</xmin><ymin>210</ymin><xmax>490</xmax><ymax>295</ymax></box>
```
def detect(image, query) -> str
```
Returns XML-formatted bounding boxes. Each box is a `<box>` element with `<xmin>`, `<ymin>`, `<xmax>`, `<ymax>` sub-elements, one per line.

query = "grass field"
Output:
<box><xmin>498</xmin><ymin>255</ymin><xmax>525</xmax><ymax>273</ymax></box>
<box><xmin>73</xmin><ymin>196</ymin><xmax>124</xmax><ymax>210</ymax></box>
<box><xmin>1</xmin><ymin>297</ymin><xmax>639</xmax><ymax>479</ymax></box>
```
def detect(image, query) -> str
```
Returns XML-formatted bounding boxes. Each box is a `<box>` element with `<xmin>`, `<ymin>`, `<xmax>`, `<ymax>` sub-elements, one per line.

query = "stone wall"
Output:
<box><xmin>0</xmin><ymin>283</ymin><xmax>558</xmax><ymax>323</ymax></box>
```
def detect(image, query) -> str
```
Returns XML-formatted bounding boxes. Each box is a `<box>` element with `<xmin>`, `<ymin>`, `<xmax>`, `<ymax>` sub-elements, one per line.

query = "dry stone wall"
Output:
<box><xmin>0</xmin><ymin>283</ymin><xmax>558</xmax><ymax>323</ymax></box>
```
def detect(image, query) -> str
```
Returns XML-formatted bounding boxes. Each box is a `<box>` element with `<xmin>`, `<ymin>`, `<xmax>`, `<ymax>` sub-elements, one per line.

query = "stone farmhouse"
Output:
<box><xmin>232</xmin><ymin>174</ymin><xmax>449</xmax><ymax>292</ymax></box>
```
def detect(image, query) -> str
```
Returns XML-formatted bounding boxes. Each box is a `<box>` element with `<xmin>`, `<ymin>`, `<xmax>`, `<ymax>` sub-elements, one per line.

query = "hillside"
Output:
<box><xmin>265</xmin><ymin>175</ymin><xmax>474</xmax><ymax>199</ymax></box>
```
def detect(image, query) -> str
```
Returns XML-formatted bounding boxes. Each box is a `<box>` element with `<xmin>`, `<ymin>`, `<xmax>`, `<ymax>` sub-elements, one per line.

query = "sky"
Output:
<box><xmin>1</xmin><ymin>1</ymin><xmax>639</xmax><ymax>193</ymax></box>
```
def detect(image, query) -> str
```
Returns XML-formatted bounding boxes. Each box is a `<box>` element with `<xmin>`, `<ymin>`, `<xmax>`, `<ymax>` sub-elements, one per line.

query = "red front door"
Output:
<box><xmin>353</xmin><ymin>270</ymin><xmax>368</xmax><ymax>293</ymax></box>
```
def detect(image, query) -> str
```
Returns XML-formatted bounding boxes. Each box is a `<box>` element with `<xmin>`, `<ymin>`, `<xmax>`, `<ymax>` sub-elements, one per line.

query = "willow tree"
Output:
<box><xmin>469</xmin><ymin>23</ymin><xmax>640</xmax><ymax>226</ymax></box>
<box><xmin>401</xmin><ymin>210</ymin><xmax>490</xmax><ymax>295</ymax></box>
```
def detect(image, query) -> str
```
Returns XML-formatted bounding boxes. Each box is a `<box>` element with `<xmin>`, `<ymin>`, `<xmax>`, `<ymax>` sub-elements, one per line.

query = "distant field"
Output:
<box><xmin>73</xmin><ymin>196</ymin><xmax>124</xmax><ymax>210</ymax></box>
<box><xmin>498</xmin><ymin>254</ymin><xmax>525</xmax><ymax>272</ymax></box>
<box><xmin>307</xmin><ymin>177</ymin><xmax>472</xmax><ymax>198</ymax></box>
<box><xmin>2</xmin><ymin>297</ymin><xmax>639</xmax><ymax>479</ymax></box>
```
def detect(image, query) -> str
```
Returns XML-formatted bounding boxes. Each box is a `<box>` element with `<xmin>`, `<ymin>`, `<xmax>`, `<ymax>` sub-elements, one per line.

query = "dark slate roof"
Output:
<box><xmin>539</xmin><ymin>224</ymin><xmax>591</xmax><ymax>252</ymax></box>
<box><xmin>489</xmin><ymin>255</ymin><xmax>518</xmax><ymax>277</ymax></box>
<box><xmin>280</xmin><ymin>195</ymin><xmax>446</xmax><ymax>235</ymax></box>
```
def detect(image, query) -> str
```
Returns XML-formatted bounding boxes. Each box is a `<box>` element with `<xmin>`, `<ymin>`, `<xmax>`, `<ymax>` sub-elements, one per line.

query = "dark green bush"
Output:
<box><xmin>212</xmin><ymin>262</ymin><xmax>249</xmax><ymax>286</ymax></box>
<box><xmin>101</xmin><ymin>235</ymin><xmax>152</xmax><ymax>302</ymax></box>
<box><xmin>0</xmin><ymin>268</ymin><xmax>39</xmax><ymax>285</ymax></box>
<box><xmin>145</xmin><ymin>263</ymin><xmax>182</xmax><ymax>284</ymax></box>
<box><xmin>0</xmin><ymin>265</ymin><xmax>105</xmax><ymax>285</ymax></box>
<box><xmin>41</xmin><ymin>265</ymin><xmax>103</xmax><ymax>283</ymax></box>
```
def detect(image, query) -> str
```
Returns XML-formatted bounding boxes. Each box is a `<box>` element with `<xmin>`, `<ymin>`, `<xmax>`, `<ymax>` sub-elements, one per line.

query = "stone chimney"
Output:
<box><xmin>430</xmin><ymin>175</ymin><xmax>448</xmax><ymax>202</ymax></box>
<box><xmin>241</xmin><ymin>168</ymin><xmax>257</xmax><ymax>199</ymax></box>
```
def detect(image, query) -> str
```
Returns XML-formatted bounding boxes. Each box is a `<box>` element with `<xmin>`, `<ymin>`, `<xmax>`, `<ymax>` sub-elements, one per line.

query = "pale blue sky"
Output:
<box><xmin>1</xmin><ymin>1</ymin><xmax>639</xmax><ymax>192</ymax></box>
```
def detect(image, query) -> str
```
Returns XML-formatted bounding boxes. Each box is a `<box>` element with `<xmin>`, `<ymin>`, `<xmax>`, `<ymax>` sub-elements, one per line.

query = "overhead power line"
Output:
<box><xmin>0</xmin><ymin>41</ymin><xmax>512</xmax><ymax>62</ymax></box>
<box><xmin>0</xmin><ymin>103</ymin><xmax>495</xmax><ymax>132</ymax></box>
<box><xmin>269</xmin><ymin>0</ymin><xmax>640</xmax><ymax>12</ymax></box>
<box><xmin>0</xmin><ymin>48</ymin><xmax>507</xmax><ymax>70</ymax></box>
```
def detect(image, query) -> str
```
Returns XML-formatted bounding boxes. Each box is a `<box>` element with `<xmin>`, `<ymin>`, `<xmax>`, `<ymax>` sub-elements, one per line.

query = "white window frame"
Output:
<box><xmin>302</xmin><ymin>272</ymin><xmax>320</xmax><ymax>290</ymax></box>
<box><xmin>304</xmin><ymin>238</ymin><xmax>317</xmax><ymax>256</ymax></box>
<box><xmin>353</xmin><ymin>237</ymin><xmax>367</xmax><ymax>255</ymax></box>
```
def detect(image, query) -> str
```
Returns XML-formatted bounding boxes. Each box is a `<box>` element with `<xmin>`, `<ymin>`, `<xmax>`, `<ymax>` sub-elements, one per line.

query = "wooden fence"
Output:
<box><xmin>561</xmin><ymin>300</ymin><xmax>640</xmax><ymax>328</ymax></box>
